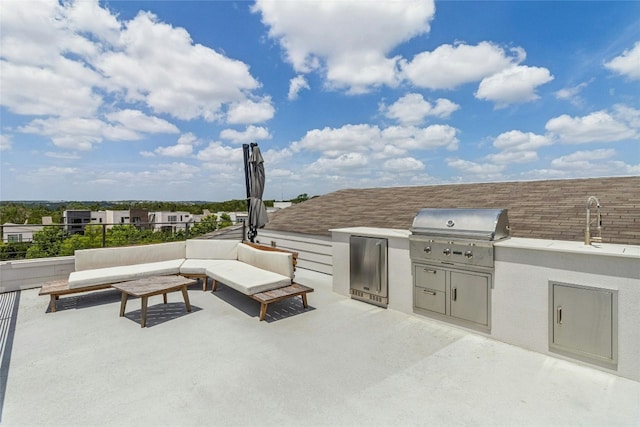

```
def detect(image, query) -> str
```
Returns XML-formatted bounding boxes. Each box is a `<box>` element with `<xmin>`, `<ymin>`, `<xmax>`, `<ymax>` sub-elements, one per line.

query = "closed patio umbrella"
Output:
<box><xmin>246</xmin><ymin>144</ymin><xmax>268</xmax><ymax>242</ymax></box>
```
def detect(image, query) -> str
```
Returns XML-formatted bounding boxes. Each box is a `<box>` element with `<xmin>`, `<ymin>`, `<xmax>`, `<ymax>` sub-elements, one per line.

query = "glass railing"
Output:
<box><xmin>0</xmin><ymin>220</ymin><xmax>245</xmax><ymax>261</ymax></box>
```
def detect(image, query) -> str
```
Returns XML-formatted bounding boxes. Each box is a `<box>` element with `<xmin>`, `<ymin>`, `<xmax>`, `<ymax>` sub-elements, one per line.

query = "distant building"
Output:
<box><xmin>63</xmin><ymin>210</ymin><xmax>91</xmax><ymax>235</ymax></box>
<box><xmin>149</xmin><ymin>211</ymin><xmax>193</xmax><ymax>232</ymax></box>
<box><xmin>2</xmin><ymin>223</ymin><xmax>44</xmax><ymax>243</ymax></box>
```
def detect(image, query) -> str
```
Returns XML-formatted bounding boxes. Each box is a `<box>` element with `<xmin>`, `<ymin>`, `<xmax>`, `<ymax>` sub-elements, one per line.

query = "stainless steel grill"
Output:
<box><xmin>410</xmin><ymin>208</ymin><xmax>509</xmax><ymax>269</ymax></box>
<box><xmin>409</xmin><ymin>208</ymin><xmax>510</xmax><ymax>331</ymax></box>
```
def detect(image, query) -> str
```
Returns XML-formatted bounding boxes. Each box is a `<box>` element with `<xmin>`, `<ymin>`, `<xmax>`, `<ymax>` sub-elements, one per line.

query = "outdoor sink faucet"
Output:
<box><xmin>585</xmin><ymin>196</ymin><xmax>602</xmax><ymax>245</ymax></box>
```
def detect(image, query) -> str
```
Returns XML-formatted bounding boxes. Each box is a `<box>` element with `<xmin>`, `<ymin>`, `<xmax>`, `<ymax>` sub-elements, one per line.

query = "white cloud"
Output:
<box><xmin>292</xmin><ymin>123</ymin><xmax>459</xmax><ymax>158</ymax></box>
<box><xmin>155</xmin><ymin>132</ymin><xmax>199</xmax><ymax>157</ymax></box>
<box><xmin>97</xmin><ymin>11</ymin><xmax>260</xmax><ymax>121</ymax></box>
<box><xmin>475</xmin><ymin>65</ymin><xmax>553</xmax><ymax>106</ymax></box>
<box><xmin>0</xmin><ymin>0</ymin><xmax>270</xmax><ymax>159</ymax></box>
<box><xmin>483</xmin><ymin>130</ymin><xmax>551</xmax><ymax>165</ymax></box>
<box><xmin>292</xmin><ymin>124</ymin><xmax>379</xmax><ymax>156</ymax></box>
<box><xmin>555</xmin><ymin>80</ymin><xmax>591</xmax><ymax>107</ymax></box>
<box><xmin>226</xmin><ymin>98</ymin><xmax>275</xmax><ymax>124</ymax></box>
<box><xmin>307</xmin><ymin>153</ymin><xmax>369</xmax><ymax>173</ymax></box>
<box><xmin>0</xmin><ymin>60</ymin><xmax>103</xmax><ymax>117</ymax></box>
<box><xmin>604</xmin><ymin>41</ymin><xmax>640</xmax><ymax>80</ymax></box>
<box><xmin>401</xmin><ymin>42</ymin><xmax>525</xmax><ymax>90</ymax></box>
<box><xmin>546</xmin><ymin>109</ymin><xmax>639</xmax><ymax>143</ymax></box>
<box><xmin>486</xmin><ymin>150</ymin><xmax>538</xmax><ymax>164</ymax></box>
<box><xmin>381</xmin><ymin>125</ymin><xmax>459</xmax><ymax>152</ymax></box>
<box><xmin>383</xmin><ymin>157</ymin><xmax>424</xmax><ymax>172</ymax></box>
<box><xmin>0</xmin><ymin>134</ymin><xmax>11</xmax><ymax>151</ymax></box>
<box><xmin>19</xmin><ymin>117</ymin><xmax>106</xmax><ymax>150</ymax></box>
<box><xmin>493</xmin><ymin>131</ymin><xmax>552</xmax><ymax>151</ymax></box>
<box><xmin>45</xmin><ymin>151</ymin><xmax>81</xmax><ymax>160</ymax></box>
<box><xmin>219</xmin><ymin>125</ymin><xmax>272</xmax><ymax>144</ymax></box>
<box><xmin>446</xmin><ymin>158</ymin><xmax>505</xmax><ymax>177</ymax></box>
<box><xmin>382</xmin><ymin>93</ymin><xmax>459</xmax><ymax>125</ymax></box>
<box><xmin>105</xmin><ymin>109</ymin><xmax>179</xmax><ymax>134</ymax></box>
<box><xmin>196</xmin><ymin>141</ymin><xmax>244</xmax><ymax>172</ymax></box>
<box><xmin>288</xmin><ymin>75</ymin><xmax>310</xmax><ymax>100</ymax></box>
<box><xmin>253</xmin><ymin>0</ymin><xmax>435</xmax><ymax>93</ymax></box>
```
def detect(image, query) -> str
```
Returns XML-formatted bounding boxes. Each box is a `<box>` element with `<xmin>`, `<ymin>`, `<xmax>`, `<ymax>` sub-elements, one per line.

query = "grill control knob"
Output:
<box><xmin>423</xmin><ymin>246</ymin><xmax>432</xmax><ymax>254</ymax></box>
<box><xmin>443</xmin><ymin>248</ymin><xmax>451</xmax><ymax>256</ymax></box>
<box><xmin>464</xmin><ymin>250</ymin><xmax>473</xmax><ymax>259</ymax></box>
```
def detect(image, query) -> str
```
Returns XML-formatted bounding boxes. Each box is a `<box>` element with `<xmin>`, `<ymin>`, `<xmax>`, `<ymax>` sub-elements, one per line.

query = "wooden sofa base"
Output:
<box><xmin>212</xmin><ymin>280</ymin><xmax>313</xmax><ymax>321</ymax></box>
<box><xmin>181</xmin><ymin>273</ymin><xmax>208</xmax><ymax>291</ymax></box>
<box><xmin>39</xmin><ymin>280</ymin><xmax>112</xmax><ymax>313</ymax></box>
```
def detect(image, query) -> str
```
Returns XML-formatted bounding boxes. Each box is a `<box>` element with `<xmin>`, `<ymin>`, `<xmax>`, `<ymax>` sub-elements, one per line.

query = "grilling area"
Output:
<box><xmin>1</xmin><ymin>176</ymin><xmax>639</xmax><ymax>425</ymax></box>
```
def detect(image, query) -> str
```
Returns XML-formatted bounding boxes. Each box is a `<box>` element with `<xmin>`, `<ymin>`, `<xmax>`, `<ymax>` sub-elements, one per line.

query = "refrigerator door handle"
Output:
<box><xmin>376</xmin><ymin>241</ymin><xmax>383</xmax><ymax>293</ymax></box>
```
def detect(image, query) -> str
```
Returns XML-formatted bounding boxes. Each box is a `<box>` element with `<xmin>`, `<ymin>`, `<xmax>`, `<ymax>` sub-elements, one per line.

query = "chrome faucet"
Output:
<box><xmin>585</xmin><ymin>196</ymin><xmax>602</xmax><ymax>245</ymax></box>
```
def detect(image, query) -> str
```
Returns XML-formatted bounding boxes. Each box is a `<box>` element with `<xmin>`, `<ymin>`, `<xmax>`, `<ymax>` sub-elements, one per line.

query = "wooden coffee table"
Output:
<box><xmin>112</xmin><ymin>275</ymin><xmax>196</xmax><ymax>327</ymax></box>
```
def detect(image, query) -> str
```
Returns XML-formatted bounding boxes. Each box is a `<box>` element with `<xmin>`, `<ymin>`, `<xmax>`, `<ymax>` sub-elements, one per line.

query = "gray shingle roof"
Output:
<box><xmin>264</xmin><ymin>176</ymin><xmax>640</xmax><ymax>245</ymax></box>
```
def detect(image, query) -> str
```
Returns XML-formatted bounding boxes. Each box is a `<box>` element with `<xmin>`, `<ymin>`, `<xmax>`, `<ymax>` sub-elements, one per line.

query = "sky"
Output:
<box><xmin>1</xmin><ymin>0</ymin><xmax>639</xmax><ymax>202</ymax></box>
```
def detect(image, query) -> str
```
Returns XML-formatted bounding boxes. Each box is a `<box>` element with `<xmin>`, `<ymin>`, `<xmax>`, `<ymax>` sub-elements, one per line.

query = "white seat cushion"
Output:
<box><xmin>68</xmin><ymin>259</ymin><xmax>184</xmax><ymax>289</ymax></box>
<box><xmin>205</xmin><ymin>260</ymin><xmax>291</xmax><ymax>295</ymax></box>
<box><xmin>179</xmin><ymin>259</ymin><xmax>229</xmax><ymax>276</ymax></box>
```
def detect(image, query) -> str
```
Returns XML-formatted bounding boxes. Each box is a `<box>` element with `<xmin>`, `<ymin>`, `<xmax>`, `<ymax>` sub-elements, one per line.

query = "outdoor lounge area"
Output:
<box><xmin>1</xmin><ymin>268</ymin><xmax>639</xmax><ymax>426</ymax></box>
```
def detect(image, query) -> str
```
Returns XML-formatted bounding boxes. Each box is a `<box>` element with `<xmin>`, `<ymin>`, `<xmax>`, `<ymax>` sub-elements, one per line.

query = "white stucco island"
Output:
<box><xmin>331</xmin><ymin>227</ymin><xmax>640</xmax><ymax>381</ymax></box>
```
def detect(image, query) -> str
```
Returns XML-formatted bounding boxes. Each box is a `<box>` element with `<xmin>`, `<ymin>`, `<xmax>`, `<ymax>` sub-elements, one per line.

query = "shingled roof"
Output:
<box><xmin>264</xmin><ymin>176</ymin><xmax>640</xmax><ymax>245</ymax></box>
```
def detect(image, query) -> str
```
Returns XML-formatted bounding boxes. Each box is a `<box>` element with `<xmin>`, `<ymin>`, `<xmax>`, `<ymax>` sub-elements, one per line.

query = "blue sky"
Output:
<box><xmin>1</xmin><ymin>0</ymin><xmax>639</xmax><ymax>202</ymax></box>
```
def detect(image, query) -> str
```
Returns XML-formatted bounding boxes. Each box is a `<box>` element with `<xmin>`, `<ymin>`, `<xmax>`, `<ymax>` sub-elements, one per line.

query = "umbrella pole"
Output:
<box><xmin>242</xmin><ymin>143</ymin><xmax>251</xmax><ymax>241</ymax></box>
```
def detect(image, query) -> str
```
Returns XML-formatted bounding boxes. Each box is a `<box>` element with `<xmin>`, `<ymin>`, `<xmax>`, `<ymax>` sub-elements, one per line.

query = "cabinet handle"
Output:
<box><xmin>422</xmin><ymin>289</ymin><xmax>437</xmax><ymax>296</ymax></box>
<box><xmin>557</xmin><ymin>306</ymin><xmax>562</xmax><ymax>324</ymax></box>
<box><xmin>452</xmin><ymin>287</ymin><xmax>457</xmax><ymax>301</ymax></box>
<box><xmin>423</xmin><ymin>269</ymin><xmax>437</xmax><ymax>274</ymax></box>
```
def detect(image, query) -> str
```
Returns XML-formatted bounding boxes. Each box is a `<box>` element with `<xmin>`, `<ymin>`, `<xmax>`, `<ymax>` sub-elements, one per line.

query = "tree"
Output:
<box><xmin>0</xmin><ymin>242</ymin><xmax>32</xmax><ymax>261</ymax></box>
<box><xmin>219</xmin><ymin>213</ymin><xmax>233</xmax><ymax>228</ymax></box>
<box><xmin>26</xmin><ymin>226</ymin><xmax>66</xmax><ymax>258</ymax></box>
<box><xmin>189</xmin><ymin>214</ymin><xmax>218</xmax><ymax>236</ymax></box>
<box><xmin>58</xmin><ymin>225</ymin><xmax>103</xmax><ymax>255</ymax></box>
<box><xmin>291</xmin><ymin>193</ymin><xmax>309</xmax><ymax>204</ymax></box>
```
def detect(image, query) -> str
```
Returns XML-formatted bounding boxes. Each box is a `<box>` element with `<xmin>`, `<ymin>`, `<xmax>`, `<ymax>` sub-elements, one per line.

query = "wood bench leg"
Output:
<box><xmin>301</xmin><ymin>293</ymin><xmax>309</xmax><ymax>309</ymax></box>
<box><xmin>141</xmin><ymin>296</ymin><xmax>148</xmax><ymax>328</ymax></box>
<box><xmin>202</xmin><ymin>277</ymin><xmax>207</xmax><ymax>292</ymax></box>
<box><xmin>163</xmin><ymin>293</ymin><xmax>168</xmax><ymax>304</ymax></box>
<box><xmin>181</xmin><ymin>286</ymin><xmax>192</xmax><ymax>312</ymax></box>
<box><xmin>212</xmin><ymin>280</ymin><xmax>218</xmax><ymax>292</ymax></box>
<box><xmin>50</xmin><ymin>295</ymin><xmax>57</xmax><ymax>313</ymax></box>
<box><xmin>259</xmin><ymin>303</ymin><xmax>268</xmax><ymax>321</ymax></box>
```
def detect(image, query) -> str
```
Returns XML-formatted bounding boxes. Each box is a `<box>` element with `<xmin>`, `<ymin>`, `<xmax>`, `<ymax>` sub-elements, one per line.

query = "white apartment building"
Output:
<box><xmin>2</xmin><ymin>223</ymin><xmax>44</xmax><ymax>243</ymax></box>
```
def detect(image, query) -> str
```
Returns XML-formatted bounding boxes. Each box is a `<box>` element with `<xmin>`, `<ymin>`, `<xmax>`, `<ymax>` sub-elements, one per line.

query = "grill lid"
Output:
<box><xmin>410</xmin><ymin>208</ymin><xmax>509</xmax><ymax>241</ymax></box>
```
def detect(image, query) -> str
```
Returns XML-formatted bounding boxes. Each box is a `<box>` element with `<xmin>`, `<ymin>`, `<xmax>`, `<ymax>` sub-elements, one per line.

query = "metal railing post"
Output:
<box><xmin>102</xmin><ymin>224</ymin><xmax>107</xmax><ymax>247</ymax></box>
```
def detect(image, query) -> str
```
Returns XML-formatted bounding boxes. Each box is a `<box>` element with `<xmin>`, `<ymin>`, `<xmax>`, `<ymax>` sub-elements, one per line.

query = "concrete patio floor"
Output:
<box><xmin>1</xmin><ymin>269</ymin><xmax>639</xmax><ymax>426</ymax></box>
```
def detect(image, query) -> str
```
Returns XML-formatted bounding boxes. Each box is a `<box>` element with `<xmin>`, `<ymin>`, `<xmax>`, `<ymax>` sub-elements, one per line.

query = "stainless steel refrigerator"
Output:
<box><xmin>349</xmin><ymin>235</ymin><xmax>388</xmax><ymax>307</ymax></box>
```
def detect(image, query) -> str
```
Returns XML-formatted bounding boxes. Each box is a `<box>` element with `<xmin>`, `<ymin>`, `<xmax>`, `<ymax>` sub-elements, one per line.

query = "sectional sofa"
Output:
<box><xmin>40</xmin><ymin>239</ymin><xmax>312</xmax><ymax>320</ymax></box>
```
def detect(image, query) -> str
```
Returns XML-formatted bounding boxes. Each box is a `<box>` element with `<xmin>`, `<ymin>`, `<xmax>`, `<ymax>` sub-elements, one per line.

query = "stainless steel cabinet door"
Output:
<box><xmin>551</xmin><ymin>283</ymin><xmax>614</xmax><ymax>361</ymax></box>
<box><xmin>450</xmin><ymin>271</ymin><xmax>489</xmax><ymax>326</ymax></box>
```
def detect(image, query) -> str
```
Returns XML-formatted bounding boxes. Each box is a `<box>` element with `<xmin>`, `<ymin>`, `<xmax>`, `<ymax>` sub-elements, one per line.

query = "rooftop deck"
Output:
<box><xmin>2</xmin><ymin>269</ymin><xmax>638</xmax><ymax>426</ymax></box>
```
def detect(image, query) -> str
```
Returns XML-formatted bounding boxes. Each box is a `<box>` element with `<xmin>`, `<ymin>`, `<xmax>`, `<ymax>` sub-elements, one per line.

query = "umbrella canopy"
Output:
<box><xmin>248</xmin><ymin>145</ymin><xmax>268</xmax><ymax>239</ymax></box>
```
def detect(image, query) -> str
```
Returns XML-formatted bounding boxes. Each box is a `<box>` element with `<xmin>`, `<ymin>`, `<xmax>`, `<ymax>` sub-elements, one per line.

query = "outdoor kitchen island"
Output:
<box><xmin>331</xmin><ymin>227</ymin><xmax>640</xmax><ymax>382</ymax></box>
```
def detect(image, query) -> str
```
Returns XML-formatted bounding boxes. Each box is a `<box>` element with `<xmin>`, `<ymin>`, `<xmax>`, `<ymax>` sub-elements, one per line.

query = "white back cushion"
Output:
<box><xmin>75</xmin><ymin>241</ymin><xmax>186</xmax><ymax>271</ymax></box>
<box><xmin>185</xmin><ymin>239</ymin><xmax>239</xmax><ymax>260</ymax></box>
<box><xmin>236</xmin><ymin>243</ymin><xmax>294</xmax><ymax>279</ymax></box>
